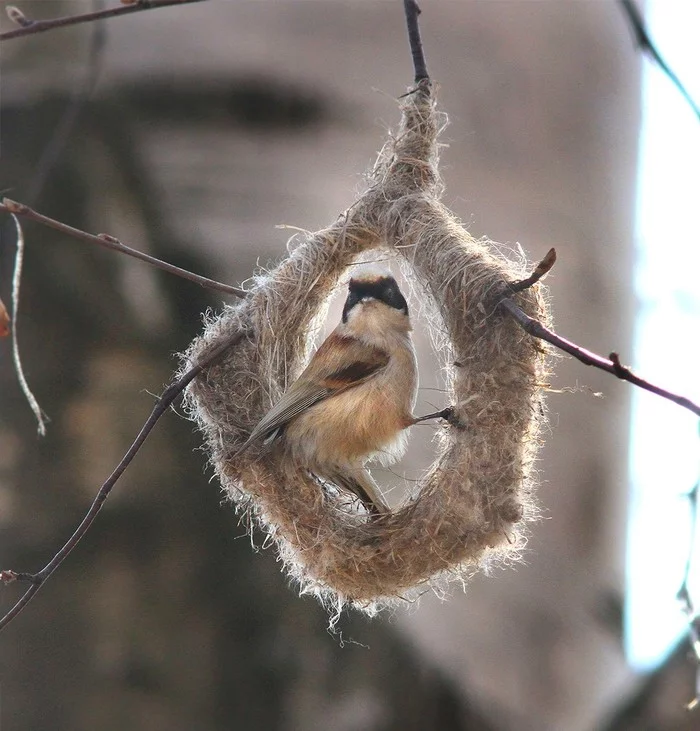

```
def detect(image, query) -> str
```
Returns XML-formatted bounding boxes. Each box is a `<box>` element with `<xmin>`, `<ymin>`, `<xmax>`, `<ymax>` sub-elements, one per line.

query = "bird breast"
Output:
<box><xmin>285</xmin><ymin>335</ymin><xmax>417</xmax><ymax>468</ymax></box>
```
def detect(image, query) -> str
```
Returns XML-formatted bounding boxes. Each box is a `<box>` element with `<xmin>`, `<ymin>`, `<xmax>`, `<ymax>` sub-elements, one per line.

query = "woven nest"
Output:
<box><xmin>182</xmin><ymin>80</ymin><xmax>550</xmax><ymax>612</ymax></box>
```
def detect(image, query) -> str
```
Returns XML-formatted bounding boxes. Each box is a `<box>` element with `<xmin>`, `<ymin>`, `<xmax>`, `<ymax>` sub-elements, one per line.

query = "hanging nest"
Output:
<box><xmin>181</xmin><ymin>80</ymin><xmax>551</xmax><ymax>612</ymax></box>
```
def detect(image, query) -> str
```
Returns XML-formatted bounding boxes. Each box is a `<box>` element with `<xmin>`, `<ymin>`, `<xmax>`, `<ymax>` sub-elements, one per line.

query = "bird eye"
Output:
<box><xmin>381</xmin><ymin>283</ymin><xmax>408</xmax><ymax>314</ymax></box>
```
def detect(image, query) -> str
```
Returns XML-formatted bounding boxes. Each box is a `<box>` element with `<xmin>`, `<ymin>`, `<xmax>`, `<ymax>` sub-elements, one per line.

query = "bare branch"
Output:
<box><xmin>403</xmin><ymin>0</ymin><xmax>429</xmax><ymax>83</ymax></box>
<box><xmin>9</xmin><ymin>214</ymin><xmax>48</xmax><ymax>435</ymax></box>
<box><xmin>499</xmin><ymin>298</ymin><xmax>700</xmax><ymax>419</ymax></box>
<box><xmin>26</xmin><ymin>0</ymin><xmax>106</xmax><ymax>204</ymax></box>
<box><xmin>618</xmin><ymin>0</ymin><xmax>700</xmax><ymax>122</ymax></box>
<box><xmin>3</xmin><ymin>0</ymin><xmax>697</xmax><ymax>646</ymax></box>
<box><xmin>0</xmin><ymin>0</ymin><xmax>208</xmax><ymax>42</ymax></box>
<box><xmin>0</xmin><ymin>199</ymin><xmax>245</xmax><ymax>298</ymax></box>
<box><xmin>0</xmin><ymin>329</ymin><xmax>246</xmax><ymax>632</ymax></box>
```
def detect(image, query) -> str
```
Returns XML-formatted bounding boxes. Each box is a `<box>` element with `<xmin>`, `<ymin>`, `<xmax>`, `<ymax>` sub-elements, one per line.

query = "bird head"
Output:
<box><xmin>341</xmin><ymin>266</ymin><xmax>410</xmax><ymax>334</ymax></box>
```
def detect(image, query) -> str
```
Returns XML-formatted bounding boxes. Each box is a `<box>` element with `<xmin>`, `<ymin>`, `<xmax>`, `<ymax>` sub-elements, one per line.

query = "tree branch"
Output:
<box><xmin>25</xmin><ymin>0</ymin><xmax>106</xmax><ymax>204</ymax></box>
<box><xmin>1</xmin><ymin>0</ymin><xmax>208</xmax><ymax>42</ymax></box>
<box><xmin>499</xmin><ymin>298</ymin><xmax>700</xmax><ymax>419</ymax></box>
<box><xmin>402</xmin><ymin>0</ymin><xmax>429</xmax><ymax>83</ymax></box>
<box><xmin>618</xmin><ymin>0</ymin><xmax>700</xmax><ymax>122</ymax></box>
<box><xmin>0</xmin><ymin>199</ymin><xmax>245</xmax><ymax>298</ymax></box>
<box><xmin>3</xmin><ymin>0</ymin><xmax>698</xmax><ymax>644</ymax></box>
<box><xmin>0</xmin><ymin>329</ymin><xmax>246</xmax><ymax>632</ymax></box>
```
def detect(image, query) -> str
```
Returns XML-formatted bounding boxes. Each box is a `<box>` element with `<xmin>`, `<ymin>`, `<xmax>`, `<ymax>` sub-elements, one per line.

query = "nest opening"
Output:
<box><xmin>182</xmin><ymin>81</ymin><xmax>550</xmax><ymax>612</ymax></box>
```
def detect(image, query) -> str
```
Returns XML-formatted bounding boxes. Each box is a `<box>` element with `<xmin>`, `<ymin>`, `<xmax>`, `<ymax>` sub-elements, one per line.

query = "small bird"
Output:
<box><xmin>239</xmin><ymin>267</ymin><xmax>418</xmax><ymax>514</ymax></box>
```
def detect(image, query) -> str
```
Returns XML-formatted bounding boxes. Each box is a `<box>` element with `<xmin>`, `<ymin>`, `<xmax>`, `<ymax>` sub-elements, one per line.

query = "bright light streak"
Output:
<box><xmin>625</xmin><ymin>0</ymin><xmax>700</xmax><ymax>671</ymax></box>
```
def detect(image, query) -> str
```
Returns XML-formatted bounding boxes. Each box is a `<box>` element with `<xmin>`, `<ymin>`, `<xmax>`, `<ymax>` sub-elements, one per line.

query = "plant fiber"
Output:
<box><xmin>182</xmin><ymin>80</ymin><xmax>550</xmax><ymax>610</ymax></box>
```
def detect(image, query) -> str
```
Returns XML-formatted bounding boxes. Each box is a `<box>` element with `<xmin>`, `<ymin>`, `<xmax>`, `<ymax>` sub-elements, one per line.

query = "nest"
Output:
<box><xmin>182</xmin><ymin>80</ymin><xmax>550</xmax><ymax>612</ymax></box>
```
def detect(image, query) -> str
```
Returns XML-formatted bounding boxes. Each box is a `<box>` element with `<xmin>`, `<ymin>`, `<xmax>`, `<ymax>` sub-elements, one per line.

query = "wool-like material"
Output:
<box><xmin>181</xmin><ymin>80</ymin><xmax>550</xmax><ymax>612</ymax></box>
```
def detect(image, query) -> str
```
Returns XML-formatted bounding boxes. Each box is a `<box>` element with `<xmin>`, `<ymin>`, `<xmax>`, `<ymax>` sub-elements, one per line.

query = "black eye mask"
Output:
<box><xmin>342</xmin><ymin>277</ymin><xmax>409</xmax><ymax>322</ymax></box>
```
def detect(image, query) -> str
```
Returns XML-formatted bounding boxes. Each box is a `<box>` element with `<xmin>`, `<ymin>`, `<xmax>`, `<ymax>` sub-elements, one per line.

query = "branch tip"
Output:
<box><xmin>509</xmin><ymin>247</ymin><xmax>557</xmax><ymax>293</ymax></box>
<box><xmin>1</xmin><ymin>570</ymin><xmax>18</xmax><ymax>584</ymax></box>
<box><xmin>2</xmin><ymin>197</ymin><xmax>26</xmax><ymax>214</ymax></box>
<box><xmin>403</xmin><ymin>0</ymin><xmax>429</xmax><ymax>83</ymax></box>
<box><xmin>6</xmin><ymin>5</ymin><xmax>33</xmax><ymax>28</ymax></box>
<box><xmin>0</xmin><ymin>570</ymin><xmax>38</xmax><ymax>585</ymax></box>
<box><xmin>539</xmin><ymin>247</ymin><xmax>557</xmax><ymax>272</ymax></box>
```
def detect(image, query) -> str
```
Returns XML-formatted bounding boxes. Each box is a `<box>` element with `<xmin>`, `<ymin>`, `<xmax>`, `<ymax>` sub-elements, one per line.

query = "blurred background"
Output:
<box><xmin>0</xmin><ymin>1</ymin><xmax>698</xmax><ymax>729</ymax></box>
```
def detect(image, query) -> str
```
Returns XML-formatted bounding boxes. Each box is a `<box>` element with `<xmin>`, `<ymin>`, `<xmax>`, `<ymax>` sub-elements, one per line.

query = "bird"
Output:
<box><xmin>237</xmin><ymin>266</ymin><xmax>418</xmax><ymax>514</ymax></box>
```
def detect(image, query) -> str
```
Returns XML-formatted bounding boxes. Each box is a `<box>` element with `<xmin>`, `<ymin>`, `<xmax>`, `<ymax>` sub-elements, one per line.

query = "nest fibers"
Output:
<box><xmin>182</xmin><ymin>80</ymin><xmax>550</xmax><ymax>612</ymax></box>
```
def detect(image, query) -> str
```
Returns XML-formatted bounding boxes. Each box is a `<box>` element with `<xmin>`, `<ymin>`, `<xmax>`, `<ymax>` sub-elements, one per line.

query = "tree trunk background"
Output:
<box><xmin>1</xmin><ymin>2</ymin><xmax>692</xmax><ymax>730</ymax></box>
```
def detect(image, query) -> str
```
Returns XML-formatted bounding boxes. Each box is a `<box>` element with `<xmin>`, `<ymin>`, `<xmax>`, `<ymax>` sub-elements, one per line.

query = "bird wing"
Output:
<box><xmin>242</xmin><ymin>332</ymin><xmax>390</xmax><ymax>448</ymax></box>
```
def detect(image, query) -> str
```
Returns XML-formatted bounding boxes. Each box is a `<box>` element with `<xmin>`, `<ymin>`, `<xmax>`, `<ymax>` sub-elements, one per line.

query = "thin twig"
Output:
<box><xmin>26</xmin><ymin>0</ymin><xmax>107</xmax><ymax>204</ymax></box>
<box><xmin>402</xmin><ymin>0</ymin><xmax>429</xmax><ymax>83</ymax></box>
<box><xmin>412</xmin><ymin>406</ymin><xmax>455</xmax><ymax>425</ymax></box>
<box><xmin>0</xmin><ymin>0</ymin><xmax>208</xmax><ymax>42</ymax></box>
<box><xmin>499</xmin><ymin>298</ymin><xmax>700</xmax><ymax>419</ymax></box>
<box><xmin>618</xmin><ymin>0</ymin><xmax>700</xmax><ymax>122</ymax></box>
<box><xmin>5</xmin><ymin>6</ymin><xmax>32</xmax><ymax>28</ymax></box>
<box><xmin>0</xmin><ymin>330</ymin><xmax>245</xmax><ymax>632</ymax></box>
<box><xmin>9</xmin><ymin>215</ymin><xmax>48</xmax><ymax>435</ymax></box>
<box><xmin>0</xmin><ymin>199</ymin><xmax>245</xmax><ymax>298</ymax></box>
